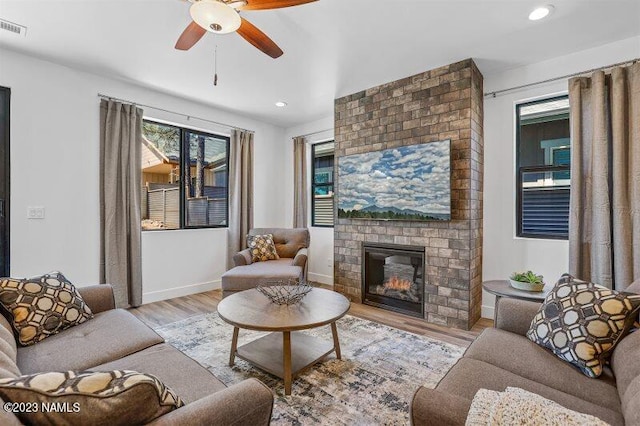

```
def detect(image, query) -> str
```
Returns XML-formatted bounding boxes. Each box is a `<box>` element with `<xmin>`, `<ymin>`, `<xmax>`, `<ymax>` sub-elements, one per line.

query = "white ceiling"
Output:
<box><xmin>0</xmin><ymin>0</ymin><xmax>638</xmax><ymax>127</ymax></box>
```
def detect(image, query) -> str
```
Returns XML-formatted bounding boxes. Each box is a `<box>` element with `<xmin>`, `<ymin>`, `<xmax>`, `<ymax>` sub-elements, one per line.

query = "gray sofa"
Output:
<box><xmin>0</xmin><ymin>285</ymin><xmax>274</xmax><ymax>425</ymax></box>
<box><xmin>411</xmin><ymin>291</ymin><xmax>640</xmax><ymax>425</ymax></box>
<box><xmin>221</xmin><ymin>228</ymin><xmax>310</xmax><ymax>298</ymax></box>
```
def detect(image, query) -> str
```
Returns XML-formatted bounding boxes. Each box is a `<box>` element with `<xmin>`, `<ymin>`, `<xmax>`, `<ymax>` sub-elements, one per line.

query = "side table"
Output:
<box><xmin>482</xmin><ymin>280</ymin><xmax>550</xmax><ymax>324</ymax></box>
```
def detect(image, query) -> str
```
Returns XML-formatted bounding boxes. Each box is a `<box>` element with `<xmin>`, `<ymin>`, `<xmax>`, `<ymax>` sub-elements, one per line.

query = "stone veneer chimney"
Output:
<box><xmin>333</xmin><ymin>59</ymin><xmax>484</xmax><ymax>330</ymax></box>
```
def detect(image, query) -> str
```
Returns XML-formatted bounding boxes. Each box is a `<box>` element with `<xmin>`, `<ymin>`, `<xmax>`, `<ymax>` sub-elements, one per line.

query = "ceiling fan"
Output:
<box><xmin>175</xmin><ymin>0</ymin><xmax>317</xmax><ymax>58</ymax></box>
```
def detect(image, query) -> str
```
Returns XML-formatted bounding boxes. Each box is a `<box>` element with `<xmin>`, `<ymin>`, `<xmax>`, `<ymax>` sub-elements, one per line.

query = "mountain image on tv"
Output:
<box><xmin>337</xmin><ymin>140</ymin><xmax>451</xmax><ymax>221</ymax></box>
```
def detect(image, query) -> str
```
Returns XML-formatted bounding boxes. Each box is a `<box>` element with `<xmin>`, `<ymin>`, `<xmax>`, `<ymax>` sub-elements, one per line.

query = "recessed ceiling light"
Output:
<box><xmin>275</xmin><ymin>101</ymin><xmax>288</xmax><ymax>107</ymax></box>
<box><xmin>529</xmin><ymin>5</ymin><xmax>554</xmax><ymax>21</ymax></box>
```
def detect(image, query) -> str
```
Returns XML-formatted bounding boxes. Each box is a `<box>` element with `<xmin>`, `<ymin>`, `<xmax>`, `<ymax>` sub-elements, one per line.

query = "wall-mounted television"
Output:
<box><xmin>337</xmin><ymin>140</ymin><xmax>451</xmax><ymax>221</ymax></box>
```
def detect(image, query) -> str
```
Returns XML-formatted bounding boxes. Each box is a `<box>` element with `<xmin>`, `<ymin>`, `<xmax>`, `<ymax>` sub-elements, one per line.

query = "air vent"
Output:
<box><xmin>0</xmin><ymin>19</ymin><xmax>27</xmax><ymax>37</ymax></box>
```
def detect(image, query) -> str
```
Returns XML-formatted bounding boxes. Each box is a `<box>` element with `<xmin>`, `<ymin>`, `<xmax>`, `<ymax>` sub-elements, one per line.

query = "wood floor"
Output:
<box><xmin>130</xmin><ymin>288</ymin><xmax>492</xmax><ymax>348</ymax></box>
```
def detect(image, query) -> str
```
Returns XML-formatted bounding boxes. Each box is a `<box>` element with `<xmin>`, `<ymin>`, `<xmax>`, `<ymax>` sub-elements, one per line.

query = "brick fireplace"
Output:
<box><xmin>362</xmin><ymin>243</ymin><xmax>425</xmax><ymax>318</ymax></box>
<box><xmin>333</xmin><ymin>59</ymin><xmax>484</xmax><ymax>330</ymax></box>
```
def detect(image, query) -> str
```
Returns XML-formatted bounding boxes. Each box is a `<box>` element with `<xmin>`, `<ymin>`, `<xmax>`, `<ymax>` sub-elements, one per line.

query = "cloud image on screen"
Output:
<box><xmin>337</xmin><ymin>140</ymin><xmax>451</xmax><ymax>221</ymax></box>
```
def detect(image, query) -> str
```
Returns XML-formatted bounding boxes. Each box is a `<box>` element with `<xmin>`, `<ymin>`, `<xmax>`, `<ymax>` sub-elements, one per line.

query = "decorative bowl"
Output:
<box><xmin>509</xmin><ymin>279</ymin><xmax>545</xmax><ymax>292</ymax></box>
<box><xmin>256</xmin><ymin>280</ymin><xmax>313</xmax><ymax>305</ymax></box>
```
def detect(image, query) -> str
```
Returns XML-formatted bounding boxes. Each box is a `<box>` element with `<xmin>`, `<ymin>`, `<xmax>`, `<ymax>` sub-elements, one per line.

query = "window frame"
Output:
<box><xmin>142</xmin><ymin>119</ymin><xmax>230</xmax><ymax>231</ymax></box>
<box><xmin>311</xmin><ymin>140</ymin><xmax>335</xmax><ymax>228</ymax></box>
<box><xmin>515</xmin><ymin>95</ymin><xmax>570</xmax><ymax>240</ymax></box>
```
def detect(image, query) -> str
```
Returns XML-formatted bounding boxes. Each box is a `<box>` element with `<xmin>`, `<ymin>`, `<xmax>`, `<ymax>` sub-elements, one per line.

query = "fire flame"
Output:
<box><xmin>383</xmin><ymin>276</ymin><xmax>412</xmax><ymax>291</ymax></box>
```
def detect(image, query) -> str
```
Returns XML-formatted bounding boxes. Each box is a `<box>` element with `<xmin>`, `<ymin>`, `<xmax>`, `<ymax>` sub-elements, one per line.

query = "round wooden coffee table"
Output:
<box><xmin>217</xmin><ymin>287</ymin><xmax>350</xmax><ymax>395</ymax></box>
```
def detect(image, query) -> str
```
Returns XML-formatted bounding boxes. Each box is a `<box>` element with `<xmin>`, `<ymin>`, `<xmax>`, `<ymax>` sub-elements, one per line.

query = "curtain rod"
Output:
<box><xmin>485</xmin><ymin>58</ymin><xmax>639</xmax><ymax>98</ymax></box>
<box><xmin>97</xmin><ymin>93</ymin><xmax>254</xmax><ymax>134</ymax></box>
<box><xmin>293</xmin><ymin>127</ymin><xmax>334</xmax><ymax>140</ymax></box>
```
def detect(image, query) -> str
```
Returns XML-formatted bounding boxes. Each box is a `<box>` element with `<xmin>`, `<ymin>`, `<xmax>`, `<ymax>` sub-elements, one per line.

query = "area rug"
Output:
<box><xmin>154</xmin><ymin>313</ymin><xmax>464</xmax><ymax>425</ymax></box>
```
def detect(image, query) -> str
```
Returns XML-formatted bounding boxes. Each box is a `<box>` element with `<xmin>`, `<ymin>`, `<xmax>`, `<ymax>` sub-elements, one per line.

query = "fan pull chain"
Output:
<box><xmin>213</xmin><ymin>45</ymin><xmax>218</xmax><ymax>86</ymax></box>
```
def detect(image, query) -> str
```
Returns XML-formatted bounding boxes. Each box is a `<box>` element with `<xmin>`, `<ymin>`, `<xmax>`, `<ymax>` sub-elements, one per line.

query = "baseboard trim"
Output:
<box><xmin>143</xmin><ymin>280</ymin><xmax>221</xmax><ymax>304</ymax></box>
<box><xmin>308</xmin><ymin>272</ymin><xmax>333</xmax><ymax>285</ymax></box>
<box><xmin>482</xmin><ymin>304</ymin><xmax>494</xmax><ymax>320</ymax></box>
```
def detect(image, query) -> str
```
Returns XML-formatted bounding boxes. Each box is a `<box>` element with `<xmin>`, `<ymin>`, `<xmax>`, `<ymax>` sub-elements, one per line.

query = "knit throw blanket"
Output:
<box><xmin>465</xmin><ymin>387</ymin><xmax>610</xmax><ymax>426</ymax></box>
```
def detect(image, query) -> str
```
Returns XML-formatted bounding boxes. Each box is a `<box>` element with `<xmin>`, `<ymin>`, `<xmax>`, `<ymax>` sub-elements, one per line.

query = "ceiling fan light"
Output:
<box><xmin>190</xmin><ymin>0</ymin><xmax>241</xmax><ymax>34</ymax></box>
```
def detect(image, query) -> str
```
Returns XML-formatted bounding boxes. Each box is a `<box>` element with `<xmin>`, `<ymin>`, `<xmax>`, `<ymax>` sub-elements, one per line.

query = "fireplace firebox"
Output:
<box><xmin>362</xmin><ymin>243</ymin><xmax>425</xmax><ymax>318</ymax></box>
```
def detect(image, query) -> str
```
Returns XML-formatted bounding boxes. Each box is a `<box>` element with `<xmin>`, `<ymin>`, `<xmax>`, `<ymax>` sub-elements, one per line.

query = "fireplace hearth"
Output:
<box><xmin>362</xmin><ymin>243</ymin><xmax>425</xmax><ymax>318</ymax></box>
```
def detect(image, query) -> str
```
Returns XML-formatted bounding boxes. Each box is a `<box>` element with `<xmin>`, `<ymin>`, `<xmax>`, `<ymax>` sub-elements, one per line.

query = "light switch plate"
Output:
<box><xmin>27</xmin><ymin>207</ymin><xmax>45</xmax><ymax>219</ymax></box>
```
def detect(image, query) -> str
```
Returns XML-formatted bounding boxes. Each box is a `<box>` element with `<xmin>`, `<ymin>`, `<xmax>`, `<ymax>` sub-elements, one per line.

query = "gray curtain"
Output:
<box><xmin>568</xmin><ymin>62</ymin><xmax>640</xmax><ymax>290</ymax></box>
<box><xmin>227</xmin><ymin>129</ymin><xmax>254</xmax><ymax>268</ymax></box>
<box><xmin>293</xmin><ymin>137</ymin><xmax>308</xmax><ymax>228</ymax></box>
<box><xmin>99</xmin><ymin>100</ymin><xmax>143</xmax><ymax>307</ymax></box>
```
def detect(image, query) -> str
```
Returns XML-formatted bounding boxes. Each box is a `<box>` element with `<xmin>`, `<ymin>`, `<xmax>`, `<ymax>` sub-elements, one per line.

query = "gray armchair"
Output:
<box><xmin>221</xmin><ymin>228</ymin><xmax>310</xmax><ymax>298</ymax></box>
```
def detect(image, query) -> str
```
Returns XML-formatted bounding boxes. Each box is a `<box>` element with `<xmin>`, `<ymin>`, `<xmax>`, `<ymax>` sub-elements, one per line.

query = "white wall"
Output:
<box><xmin>284</xmin><ymin>115</ymin><xmax>335</xmax><ymax>285</ymax></box>
<box><xmin>481</xmin><ymin>35</ymin><xmax>640</xmax><ymax>318</ymax></box>
<box><xmin>0</xmin><ymin>48</ymin><xmax>287</xmax><ymax>303</ymax></box>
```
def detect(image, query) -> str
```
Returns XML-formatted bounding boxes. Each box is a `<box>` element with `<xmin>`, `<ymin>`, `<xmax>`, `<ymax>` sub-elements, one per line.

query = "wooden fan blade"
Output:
<box><xmin>175</xmin><ymin>21</ymin><xmax>207</xmax><ymax>50</ymax></box>
<box><xmin>237</xmin><ymin>17</ymin><xmax>283</xmax><ymax>58</ymax></box>
<box><xmin>238</xmin><ymin>0</ymin><xmax>317</xmax><ymax>11</ymax></box>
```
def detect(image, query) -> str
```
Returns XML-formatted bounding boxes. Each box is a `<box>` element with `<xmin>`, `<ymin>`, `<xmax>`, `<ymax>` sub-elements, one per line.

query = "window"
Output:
<box><xmin>311</xmin><ymin>141</ymin><xmax>335</xmax><ymax>227</ymax></box>
<box><xmin>516</xmin><ymin>96</ymin><xmax>570</xmax><ymax>239</ymax></box>
<box><xmin>141</xmin><ymin>120</ymin><xmax>229</xmax><ymax>230</ymax></box>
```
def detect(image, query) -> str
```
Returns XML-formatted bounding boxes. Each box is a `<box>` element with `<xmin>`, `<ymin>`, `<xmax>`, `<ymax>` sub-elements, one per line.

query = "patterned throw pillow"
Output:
<box><xmin>527</xmin><ymin>275</ymin><xmax>640</xmax><ymax>378</ymax></box>
<box><xmin>0</xmin><ymin>370</ymin><xmax>184</xmax><ymax>425</ymax></box>
<box><xmin>0</xmin><ymin>272</ymin><xmax>93</xmax><ymax>346</ymax></box>
<box><xmin>247</xmin><ymin>234</ymin><xmax>280</xmax><ymax>262</ymax></box>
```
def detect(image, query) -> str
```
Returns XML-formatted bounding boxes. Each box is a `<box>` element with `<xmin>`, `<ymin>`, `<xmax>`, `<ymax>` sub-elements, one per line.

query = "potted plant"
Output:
<box><xmin>509</xmin><ymin>270</ymin><xmax>545</xmax><ymax>292</ymax></box>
